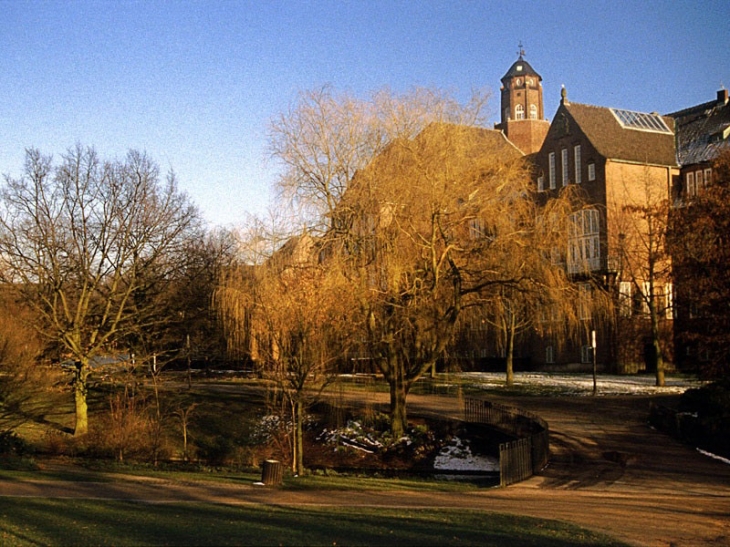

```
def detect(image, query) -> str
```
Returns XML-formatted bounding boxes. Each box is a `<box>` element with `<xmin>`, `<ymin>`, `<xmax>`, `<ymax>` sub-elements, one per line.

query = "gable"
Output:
<box><xmin>559</xmin><ymin>102</ymin><xmax>677</xmax><ymax>167</ymax></box>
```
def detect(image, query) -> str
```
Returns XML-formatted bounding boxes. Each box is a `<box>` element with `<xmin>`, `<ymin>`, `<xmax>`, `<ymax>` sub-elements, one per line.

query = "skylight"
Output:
<box><xmin>610</xmin><ymin>108</ymin><xmax>672</xmax><ymax>134</ymax></box>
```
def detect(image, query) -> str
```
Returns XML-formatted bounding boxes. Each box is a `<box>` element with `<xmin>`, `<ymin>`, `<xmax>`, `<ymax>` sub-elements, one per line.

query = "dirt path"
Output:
<box><xmin>2</xmin><ymin>392</ymin><xmax>730</xmax><ymax>547</ymax></box>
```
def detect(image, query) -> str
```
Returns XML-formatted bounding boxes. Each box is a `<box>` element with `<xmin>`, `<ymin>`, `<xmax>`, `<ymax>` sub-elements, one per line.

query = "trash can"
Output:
<box><xmin>261</xmin><ymin>459</ymin><xmax>283</xmax><ymax>486</ymax></box>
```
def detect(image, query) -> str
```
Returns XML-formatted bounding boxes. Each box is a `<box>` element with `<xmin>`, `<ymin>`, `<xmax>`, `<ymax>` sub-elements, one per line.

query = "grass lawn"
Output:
<box><xmin>0</xmin><ymin>498</ymin><xmax>627</xmax><ymax>546</ymax></box>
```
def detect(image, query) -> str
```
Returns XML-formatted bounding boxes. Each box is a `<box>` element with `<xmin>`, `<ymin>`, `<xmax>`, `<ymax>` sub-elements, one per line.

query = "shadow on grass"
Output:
<box><xmin>0</xmin><ymin>499</ymin><xmax>628</xmax><ymax>547</ymax></box>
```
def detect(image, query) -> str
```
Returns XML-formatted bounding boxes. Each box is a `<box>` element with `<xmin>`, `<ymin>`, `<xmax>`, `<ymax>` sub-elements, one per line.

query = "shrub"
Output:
<box><xmin>677</xmin><ymin>379</ymin><xmax>730</xmax><ymax>457</ymax></box>
<box><xmin>0</xmin><ymin>430</ymin><xmax>28</xmax><ymax>456</ymax></box>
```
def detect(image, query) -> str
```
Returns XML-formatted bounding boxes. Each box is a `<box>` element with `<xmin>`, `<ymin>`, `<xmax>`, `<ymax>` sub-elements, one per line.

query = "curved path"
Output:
<box><xmin>2</xmin><ymin>392</ymin><xmax>730</xmax><ymax>547</ymax></box>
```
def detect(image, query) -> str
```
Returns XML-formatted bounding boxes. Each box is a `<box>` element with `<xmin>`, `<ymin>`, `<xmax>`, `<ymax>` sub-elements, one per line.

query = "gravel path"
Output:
<box><xmin>2</xmin><ymin>392</ymin><xmax>729</xmax><ymax>547</ymax></box>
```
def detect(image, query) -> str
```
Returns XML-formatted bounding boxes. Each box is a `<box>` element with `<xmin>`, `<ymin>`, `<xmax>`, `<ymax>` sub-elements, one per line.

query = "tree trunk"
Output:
<box><xmin>650</xmin><ymin>303</ymin><xmax>665</xmax><ymax>387</ymax></box>
<box><xmin>389</xmin><ymin>373</ymin><xmax>408</xmax><ymax>438</ymax></box>
<box><xmin>294</xmin><ymin>398</ymin><xmax>304</xmax><ymax>475</ymax></box>
<box><xmin>73</xmin><ymin>362</ymin><xmax>89</xmax><ymax>436</ymax></box>
<box><xmin>505</xmin><ymin>318</ymin><xmax>515</xmax><ymax>387</ymax></box>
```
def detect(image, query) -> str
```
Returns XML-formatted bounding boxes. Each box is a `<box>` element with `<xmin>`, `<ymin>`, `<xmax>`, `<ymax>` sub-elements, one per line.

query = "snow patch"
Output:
<box><xmin>433</xmin><ymin>437</ymin><xmax>499</xmax><ymax>472</ymax></box>
<box><xmin>697</xmin><ymin>448</ymin><xmax>730</xmax><ymax>465</ymax></box>
<box><xmin>452</xmin><ymin>372</ymin><xmax>703</xmax><ymax>396</ymax></box>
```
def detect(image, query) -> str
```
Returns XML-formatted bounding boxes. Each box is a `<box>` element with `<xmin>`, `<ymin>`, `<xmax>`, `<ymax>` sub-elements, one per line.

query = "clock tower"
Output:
<box><xmin>495</xmin><ymin>47</ymin><xmax>550</xmax><ymax>155</ymax></box>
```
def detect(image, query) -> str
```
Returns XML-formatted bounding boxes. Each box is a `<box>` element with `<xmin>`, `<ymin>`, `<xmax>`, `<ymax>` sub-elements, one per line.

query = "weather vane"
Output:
<box><xmin>517</xmin><ymin>42</ymin><xmax>525</xmax><ymax>59</ymax></box>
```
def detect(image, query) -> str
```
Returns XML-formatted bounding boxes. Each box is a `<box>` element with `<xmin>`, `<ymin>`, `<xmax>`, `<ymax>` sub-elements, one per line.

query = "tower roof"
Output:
<box><xmin>501</xmin><ymin>55</ymin><xmax>542</xmax><ymax>83</ymax></box>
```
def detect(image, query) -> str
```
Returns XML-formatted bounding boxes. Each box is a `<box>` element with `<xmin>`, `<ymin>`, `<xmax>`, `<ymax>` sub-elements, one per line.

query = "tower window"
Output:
<box><xmin>530</xmin><ymin>104</ymin><xmax>537</xmax><ymax>119</ymax></box>
<box><xmin>515</xmin><ymin>104</ymin><xmax>524</xmax><ymax>120</ymax></box>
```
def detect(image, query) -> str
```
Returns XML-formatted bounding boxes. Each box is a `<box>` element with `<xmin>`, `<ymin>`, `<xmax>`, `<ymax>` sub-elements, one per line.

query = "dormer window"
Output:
<box><xmin>516</xmin><ymin>64</ymin><xmax>523</xmax><ymax>71</ymax></box>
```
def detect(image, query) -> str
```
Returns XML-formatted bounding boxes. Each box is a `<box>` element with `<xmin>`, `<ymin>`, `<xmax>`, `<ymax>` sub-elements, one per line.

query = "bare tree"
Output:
<box><xmin>609</xmin><ymin>166</ymin><xmax>673</xmax><ymax>386</ymax></box>
<box><xmin>269</xmin><ymin>86</ymin><xmax>489</xmax><ymax>235</ymax></box>
<box><xmin>0</xmin><ymin>146</ymin><xmax>200</xmax><ymax>435</ymax></box>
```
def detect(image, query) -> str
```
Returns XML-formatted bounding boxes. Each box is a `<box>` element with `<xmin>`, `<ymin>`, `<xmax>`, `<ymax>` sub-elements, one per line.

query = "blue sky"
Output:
<box><xmin>2</xmin><ymin>1</ymin><xmax>728</xmax><ymax>228</ymax></box>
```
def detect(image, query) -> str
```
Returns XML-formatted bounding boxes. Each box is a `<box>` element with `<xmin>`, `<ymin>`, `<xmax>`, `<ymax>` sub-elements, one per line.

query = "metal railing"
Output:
<box><xmin>464</xmin><ymin>398</ymin><xmax>550</xmax><ymax>487</ymax></box>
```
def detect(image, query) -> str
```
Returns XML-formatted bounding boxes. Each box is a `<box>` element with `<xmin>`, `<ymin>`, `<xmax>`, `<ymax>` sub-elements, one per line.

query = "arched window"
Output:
<box><xmin>515</xmin><ymin>104</ymin><xmax>524</xmax><ymax>120</ymax></box>
<box><xmin>529</xmin><ymin>104</ymin><xmax>538</xmax><ymax>119</ymax></box>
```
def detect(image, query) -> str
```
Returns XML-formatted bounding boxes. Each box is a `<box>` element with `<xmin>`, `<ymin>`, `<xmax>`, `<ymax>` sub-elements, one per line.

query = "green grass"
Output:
<box><xmin>0</xmin><ymin>499</ymin><xmax>627</xmax><ymax>546</ymax></box>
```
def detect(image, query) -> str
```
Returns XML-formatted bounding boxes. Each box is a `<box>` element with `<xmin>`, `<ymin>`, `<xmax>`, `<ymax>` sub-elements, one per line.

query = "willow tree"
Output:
<box><xmin>271</xmin><ymin>86</ymin><xmax>580</xmax><ymax>435</ymax></box>
<box><xmin>328</xmin><ymin>122</ymin><xmax>571</xmax><ymax>435</ymax></box>
<box><xmin>471</xmin><ymin>190</ymin><xmax>583</xmax><ymax>387</ymax></box>
<box><xmin>217</xmin><ymin>232</ymin><xmax>354</xmax><ymax>474</ymax></box>
<box><xmin>0</xmin><ymin>146</ymin><xmax>199</xmax><ymax>435</ymax></box>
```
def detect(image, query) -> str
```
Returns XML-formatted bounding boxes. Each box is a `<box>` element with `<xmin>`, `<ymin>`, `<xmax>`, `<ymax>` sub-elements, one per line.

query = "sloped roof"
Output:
<box><xmin>560</xmin><ymin>102</ymin><xmax>677</xmax><ymax>166</ymax></box>
<box><xmin>501</xmin><ymin>56</ymin><xmax>542</xmax><ymax>83</ymax></box>
<box><xmin>669</xmin><ymin>94</ymin><xmax>730</xmax><ymax>165</ymax></box>
<box><xmin>415</xmin><ymin>122</ymin><xmax>525</xmax><ymax>159</ymax></box>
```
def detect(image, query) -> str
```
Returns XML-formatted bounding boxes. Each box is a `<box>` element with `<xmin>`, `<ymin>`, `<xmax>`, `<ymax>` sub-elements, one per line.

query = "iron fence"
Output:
<box><xmin>464</xmin><ymin>397</ymin><xmax>550</xmax><ymax>487</ymax></box>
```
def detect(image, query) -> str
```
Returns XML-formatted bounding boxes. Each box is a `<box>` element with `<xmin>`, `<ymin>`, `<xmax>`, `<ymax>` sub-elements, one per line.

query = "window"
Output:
<box><xmin>515</xmin><ymin>104</ymin><xmax>524</xmax><ymax>120</ymax></box>
<box><xmin>665</xmin><ymin>283</ymin><xmax>673</xmax><ymax>319</ymax></box>
<box><xmin>641</xmin><ymin>281</ymin><xmax>651</xmax><ymax>314</ymax></box>
<box><xmin>529</xmin><ymin>104</ymin><xmax>537</xmax><ymax>119</ymax></box>
<box><xmin>545</xmin><ymin>346</ymin><xmax>554</xmax><ymax>364</ymax></box>
<box><xmin>561</xmin><ymin>149</ymin><xmax>569</xmax><ymax>186</ymax></box>
<box><xmin>704</xmin><ymin>168</ymin><xmax>712</xmax><ymax>186</ymax></box>
<box><xmin>619</xmin><ymin>282</ymin><xmax>632</xmax><ymax>317</ymax></box>
<box><xmin>574</xmin><ymin>145</ymin><xmax>582</xmax><ymax>184</ymax></box>
<box><xmin>568</xmin><ymin>209</ymin><xmax>601</xmax><ymax>274</ymax></box>
<box><xmin>578</xmin><ymin>282</ymin><xmax>592</xmax><ymax>321</ymax></box>
<box><xmin>610</xmin><ymin>108</ymin><xmax>672</xmax><ymax>133</ymax></box>
<box><xmin>469</xmin><ymin>218</ymin><xmax>486</xmax><ymax>239</ymax></box>
<box><xmin>581</xmin><ymin>345</ymin><xmax>593</xmax><ymax>364</ymax></box>
<box><xmin>549</xmin><ymin>152</ymin><xmax>556</xmax><ymax>189</ymax></box>
<box><xmin>686</xmin><ymin>172</ymin><xmax>696</xmax><ymax>196</ymax></box>
<box><xmin>695</xmin><ymin>170</ymin><xmax>704</xmax><ymax>193</ymax></box>
<box><xmin>537</xmin><ymin>175</ymin><xmax>545</xmax><ymax>192</ymax></box>
<box><xmin>588</xmin><ymin>162</ymin><xmax>596</xmax><ymax>181</ymax></box>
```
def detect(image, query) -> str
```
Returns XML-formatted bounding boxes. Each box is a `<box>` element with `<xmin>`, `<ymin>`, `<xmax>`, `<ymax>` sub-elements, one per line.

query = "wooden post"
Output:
<box><xmin>591</xmin><ymin>329</ymin><xmax>597</xmax><ymax>396</ymax></box>
<box><xmin>261</xmin><ymin>459</ymin><xmax>283</xmax><ymax>486</ymax></box>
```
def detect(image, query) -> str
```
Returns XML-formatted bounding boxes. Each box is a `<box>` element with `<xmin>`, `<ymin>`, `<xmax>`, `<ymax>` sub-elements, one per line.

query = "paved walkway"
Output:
<box><xmin>2</xmin><ymin>392</ymin><xmax>730</xmax><ymax>547</ymax></box>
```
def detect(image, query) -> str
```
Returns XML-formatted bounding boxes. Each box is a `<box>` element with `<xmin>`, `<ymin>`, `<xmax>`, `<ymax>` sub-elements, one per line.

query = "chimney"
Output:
<box><xmin>718</xmin><ymin>88</ymin><xmax>729</xmax><ymax>105</ymax></box>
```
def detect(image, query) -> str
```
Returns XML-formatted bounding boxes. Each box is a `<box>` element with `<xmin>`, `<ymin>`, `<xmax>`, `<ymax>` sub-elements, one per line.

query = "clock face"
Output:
<box><xmin>527</xmin><ymin>78</ymin><xmax>534</xmax><ymax>85</ymax></box>
<box><xmin>516</xmin><ymin>78</ymin><xmax>522</xmax><ymax>86</ymax></box>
